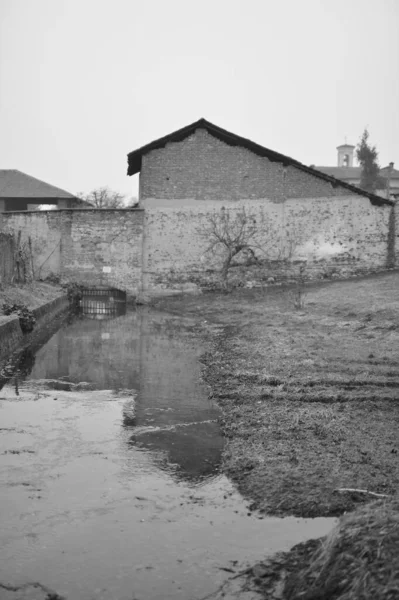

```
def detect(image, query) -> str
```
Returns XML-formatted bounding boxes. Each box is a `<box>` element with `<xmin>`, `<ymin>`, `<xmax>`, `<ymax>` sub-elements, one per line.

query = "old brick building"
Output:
<box><xmin>128</xmin><ymin>119</ymin><xmax>386</xmax><ymax>204</ymax></box>
<box><xmin>126</xmin><ymin>119</ymin><xmax>395</xmax><ymax>299</ymax></box>
<box><xmin>315</xmin><ymin>143</ymin><xmax>399</xmax><ymax>200</ymax></box>
<box><xmin>0</xmin><ymin>169</ymin><xmax>87</xmax><ymax>212</ymax></box>
<box><xmin>0</xmin><ymin>120</ymin><xmax>396</xmax><ymax>300</ymax></box>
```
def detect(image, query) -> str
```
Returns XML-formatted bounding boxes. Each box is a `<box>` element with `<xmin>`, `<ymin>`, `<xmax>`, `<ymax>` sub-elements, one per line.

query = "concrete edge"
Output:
<box><xmin>0</xmin><ymin>294</ymin><xmax>69</xmax><ymax>362</ymax></box>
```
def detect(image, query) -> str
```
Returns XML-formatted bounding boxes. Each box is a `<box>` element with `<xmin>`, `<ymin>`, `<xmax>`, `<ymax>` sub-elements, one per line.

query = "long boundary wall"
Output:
<box><xmin>141</xmin><ymin>196</ymin><xmax>395</xmax><ymax>297</ymax></box>
<box><xmin>0</xmin><ymin>201</ymin><xmax>397</xmax><ymax>300</ymax></box>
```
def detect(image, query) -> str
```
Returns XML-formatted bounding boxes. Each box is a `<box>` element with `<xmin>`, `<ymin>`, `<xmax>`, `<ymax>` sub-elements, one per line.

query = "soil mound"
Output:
<box><xmin>285</xmin><ymin>498</ymin><xmax>399</xmax><ymax>600</ymax></box>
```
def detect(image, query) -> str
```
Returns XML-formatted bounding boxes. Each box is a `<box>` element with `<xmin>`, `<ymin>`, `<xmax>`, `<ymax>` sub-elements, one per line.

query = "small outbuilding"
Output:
<box><xmin>0</xmin><ymin>169</ymin><xmax>86</xmax><ymax>212</ymax></box>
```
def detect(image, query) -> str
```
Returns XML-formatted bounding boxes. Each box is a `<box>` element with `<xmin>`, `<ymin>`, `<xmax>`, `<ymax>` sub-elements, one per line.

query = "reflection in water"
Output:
<box><xmin>4</xmin><ymin>307</ymin><xmax>222</xmax><ymax>483</ymax></box>
<box><xmin>0</xmin><ymin>347</ymin><xmax>36</xmax><ymax>394</ymax></box>
<box><xmin>129</xmin><ymin>421</ymin><xmax>222</xmax><ymax>481</ymax></box>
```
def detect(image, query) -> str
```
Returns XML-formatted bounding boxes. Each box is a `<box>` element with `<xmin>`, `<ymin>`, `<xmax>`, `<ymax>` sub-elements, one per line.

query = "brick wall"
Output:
<box><xmin>1</xmin><ymin>210</ymin><xmax>144</xmax><ymax>297</ymax></box>
<box><xmin>140</xmin><ymin>128</ymin><xmax>359</xmax><ymax>201</ymax></box>
<box><xmin>141</xmin><ymin>196</ymin><xmax>392</xmax><ymax>297</ymax></box>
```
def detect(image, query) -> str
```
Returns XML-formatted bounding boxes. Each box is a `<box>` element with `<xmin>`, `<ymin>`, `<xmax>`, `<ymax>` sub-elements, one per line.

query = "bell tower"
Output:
<box><xmin>337</xmin><ymin>143</ymin><xmax>355</xmax><ymax>167</ymax></box>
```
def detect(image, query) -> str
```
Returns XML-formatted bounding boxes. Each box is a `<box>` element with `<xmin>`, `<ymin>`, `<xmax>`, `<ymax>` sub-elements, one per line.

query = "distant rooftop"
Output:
<box><xmin>0</xmin><ymin>169</ymin><xmax>77</xmax><ymax>199</ymax></box>
<box><xmin>316</xmin><ymin>166</ymin><xmax>362</xmax><ymax>180</ymax></box>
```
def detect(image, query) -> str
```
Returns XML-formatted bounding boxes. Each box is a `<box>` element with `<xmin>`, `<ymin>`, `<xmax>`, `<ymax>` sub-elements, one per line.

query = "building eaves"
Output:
<box><xmin>127</xmin><ymin>119</ymin><xmax>392</xmax><ymax>207</ymax></box>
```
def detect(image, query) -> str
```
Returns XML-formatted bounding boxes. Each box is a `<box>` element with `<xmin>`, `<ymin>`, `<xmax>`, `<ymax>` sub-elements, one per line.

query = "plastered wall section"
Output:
<box><xmin>0</xmin><ymin>211</ymin><xmax>63</xmax><ymax>280</ymax></box>
<box><xmin>140</xmin><ymin>128</ymin><xmax>359</xmax><ymax>201</ymax></box>
<box><xmin>141</xmin><ymin>196</ymin><xmax>391</xmax><ymax>296</ymax></box>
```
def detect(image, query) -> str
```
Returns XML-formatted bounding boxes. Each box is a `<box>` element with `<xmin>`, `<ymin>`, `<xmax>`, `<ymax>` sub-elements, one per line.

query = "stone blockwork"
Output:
<box><xmin>1</xmin><ymin>210</ymin><xmax>144</xmax><ymax>297</ymax></box>
<box><xmin>0</xmin><ymin>199</ymin><xmax>395</xmax><ymax>301</ymax></box>
<box><xmin>140</xmin><ymin>128</ymin><xmax>359</xmax><ymax>202</ymax></box>
<box><xmin>61</xmin><ymin>210</ymin><xmax>144</xmax><ymax>295</ymax></box>
<box><xmin>141</xmin><ymin>196</ymin><xmax>392</xmax><ymax>296</ymax></box>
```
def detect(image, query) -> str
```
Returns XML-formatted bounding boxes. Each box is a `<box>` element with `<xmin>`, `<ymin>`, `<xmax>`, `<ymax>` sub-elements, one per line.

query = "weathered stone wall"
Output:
<box><xmin>0</xmin><ymin>200</ymin><xmax>395</xmax><ymax>301</ymax></box>
<box><xmin>0</xmin><ymin>210</ymin><xmax>144</xmax><ymax>297</ymax></box>
<box><xmin>393</xmin><ymin>201</ymin><xmax>399</xmax><ymax>266</ymax></box>
<box><xmin>61</xmin><ymin>210</ymin><xmax>144</xmax><ymax>296</ymax></box>
<box><xmin>0</xmin><ymin>212</ymin><xmax>63</xmax><ymax>281</ymax></box>
<box><xmin>140</xmin><ymin>128</ymin><xmax>359</xmax><ymax>201</ymax></box>
<box><xmin>141</xmin><ymin>196</ymin><xmax>392</xmax><ymax>297</ymax></box>
<box><xmin>0</xmin><ymin>232</ymin><xmax>15</xmax><ymax>286</ymax></box>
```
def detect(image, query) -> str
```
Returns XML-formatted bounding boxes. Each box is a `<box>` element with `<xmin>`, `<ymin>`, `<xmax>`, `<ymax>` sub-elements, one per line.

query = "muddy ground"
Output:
<box><xmin>155</xmin><ymin>272</ymin><xmax>399</xmax><ymax>598</ymax></box>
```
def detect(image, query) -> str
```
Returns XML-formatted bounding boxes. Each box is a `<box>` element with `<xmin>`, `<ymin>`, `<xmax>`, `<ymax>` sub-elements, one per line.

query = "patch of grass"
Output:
<box><xmin>156</xmin><ymin>271</ymin><xmax>399</xmax><ymax>517</ymax></box>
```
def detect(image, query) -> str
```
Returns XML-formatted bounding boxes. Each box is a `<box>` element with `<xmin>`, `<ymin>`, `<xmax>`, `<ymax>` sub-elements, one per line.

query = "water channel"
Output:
<box><xmin>0</xmin><ymin>301</ymin><xmax>335</xmax><ymax>600</ymax></box>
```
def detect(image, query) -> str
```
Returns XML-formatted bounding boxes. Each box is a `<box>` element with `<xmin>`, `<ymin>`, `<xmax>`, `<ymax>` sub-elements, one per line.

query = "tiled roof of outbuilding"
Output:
<box><xmin>315</xmin><ymin>166</ymin><xmax>362</xmax><ymax>180</ymax></box>
<box><xmin>0</xmin><ymin>170</ymin><xmax>77</xmax><ymax>199</ymax></box>
<box><xmin>127</xmin><ymin>119</ymin><xmax>392</xmax><ymax>206</ymax></box>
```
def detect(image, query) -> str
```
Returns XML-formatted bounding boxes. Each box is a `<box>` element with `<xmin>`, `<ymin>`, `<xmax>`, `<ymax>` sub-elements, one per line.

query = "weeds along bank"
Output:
<box><xmin>0</xmin><ymin>282</ymin><xmax>67</xmax><ymax>361</ymax></box>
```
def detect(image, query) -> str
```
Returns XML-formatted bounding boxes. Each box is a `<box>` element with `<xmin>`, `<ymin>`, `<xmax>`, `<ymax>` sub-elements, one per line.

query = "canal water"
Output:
<box><xmin>0</xmin><ymin>304</ymin><xmax>335</xmax><ymax>600</ymax></box>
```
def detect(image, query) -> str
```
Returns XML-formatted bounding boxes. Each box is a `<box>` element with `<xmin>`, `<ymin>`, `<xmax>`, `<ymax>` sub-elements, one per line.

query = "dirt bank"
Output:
<box><xmin>211</xmin><ymin>498</ymin><xmax>399</xmax><ymax>600</ymax></box>
<box><xmin>155</xmin><ymin>272</ymin><xmax>399</xmax><ymax>518</ymax></box>
<box><xmin>0</xmin><ymin>282</ymin><xmax>64</xmax><ymax>318</ymax></box>
<box><xmin>0</xmin><ymin>282</ymin><xmax>67</xmax><ymax>361</ymax></box>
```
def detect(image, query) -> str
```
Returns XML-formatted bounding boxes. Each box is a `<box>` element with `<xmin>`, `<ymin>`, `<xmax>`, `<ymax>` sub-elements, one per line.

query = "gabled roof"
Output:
<box><xmin>380</xmin><ymin>165</ymin><xmax>399</xmax><ymax>178</ymax></box>
<box><xmin>127</xmin><ymin>118</ymin><xmax>392</xmax><ymax>206</ymax></box>
<box><xmin>0</xmin><ymin>170</ymin><xmax>77</xmax><ymax>199</ymax></box>
<box><xmin>315</xmin><ymin>166</ymin><xmax>362</xmax><ymax>180</ymax></box>
<box><xmin>317</xmin><ymin>165</ymin><xmax>399</xmax><ymax>182</ymax></box>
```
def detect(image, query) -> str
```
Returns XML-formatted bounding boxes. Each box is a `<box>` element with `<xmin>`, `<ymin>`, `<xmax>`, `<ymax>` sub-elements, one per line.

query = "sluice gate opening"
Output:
<box><xmin>79</xmin><ymin>287</ymin><xmax>126</xmax><ymax>319</ymax></box>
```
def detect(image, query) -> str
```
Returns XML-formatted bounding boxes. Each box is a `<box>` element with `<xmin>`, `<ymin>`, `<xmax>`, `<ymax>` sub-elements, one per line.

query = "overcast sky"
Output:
<box><xmin>1</xmin><ymin>0</ymin><xmax>398</xmax><ymax>200</ymax></box>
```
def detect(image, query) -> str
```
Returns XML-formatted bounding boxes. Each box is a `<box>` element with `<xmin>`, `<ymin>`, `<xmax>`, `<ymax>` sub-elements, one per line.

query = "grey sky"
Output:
<box><xmin>1</xmin><ymin>0</ymin><xmax>398</xmax><ymax>199</ymax></box>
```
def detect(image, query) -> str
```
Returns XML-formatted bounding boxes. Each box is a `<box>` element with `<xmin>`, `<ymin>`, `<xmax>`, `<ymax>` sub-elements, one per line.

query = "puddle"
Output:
<box><xmin>0</xmin><ymin>308</ymin><xmax>335</xmax><ymax>600</ymax></box>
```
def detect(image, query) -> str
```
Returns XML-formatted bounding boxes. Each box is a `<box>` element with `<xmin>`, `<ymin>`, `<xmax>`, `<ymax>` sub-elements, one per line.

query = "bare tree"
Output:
<box><xmin>77</xmin><ymin>187</ymin><xmax>126</xmax><ymax>209</ymax></box>
<box><xmin>199</xmin><ymin>206</ymin><xmax>302</xmax><ymax>288</ymax></box>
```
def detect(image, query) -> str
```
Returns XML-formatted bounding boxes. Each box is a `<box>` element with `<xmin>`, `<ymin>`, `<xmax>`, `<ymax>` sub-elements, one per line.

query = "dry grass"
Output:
<box><xmin>156</xmin><ymin>272</ymin><xmax>399</xmax><ymax>517</ymax></box>
<box><xmin>0</xmin><ymin>281</ymin><xmax>63</xmax><ymax>311</ymax></box>
<box><xmin>0</xmin><ymin>282</ymin><xmax>63</xmax><ymax>325</ymax></box>
<box><xmin>284</xmin><ymin>498</ymin><xmax>399</xmax><ymax>599</ymax></box>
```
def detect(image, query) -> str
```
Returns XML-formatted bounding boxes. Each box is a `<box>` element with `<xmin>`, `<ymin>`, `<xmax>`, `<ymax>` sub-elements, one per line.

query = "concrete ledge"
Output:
<box><xmin>0</xmin><ymin>294</ymin><xmax>69</xmax><ymax>362</ymax></box>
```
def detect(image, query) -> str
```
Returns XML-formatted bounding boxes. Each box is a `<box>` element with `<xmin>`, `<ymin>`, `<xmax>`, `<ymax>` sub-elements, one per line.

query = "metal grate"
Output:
<box><xmin>81</xmin><ymin>287</ymin><xmax>126</xmax><ymax>300</ymax></box>
<box><xmin>79</xmin><ymin>287</ymin><xmax>126</xmax><ymax>319</ymax></box>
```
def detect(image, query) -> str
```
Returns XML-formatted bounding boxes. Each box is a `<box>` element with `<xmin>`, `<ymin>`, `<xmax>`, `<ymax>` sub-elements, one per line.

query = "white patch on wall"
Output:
<box><xmin>103</xmin><ymin>266</ymin><xmax>111</xmax><ymax>273</ymax></box>
<box><xmin>298</xmin><ymin>236</ymin><xmax>348</xmax><ymax>259</ymax></box>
